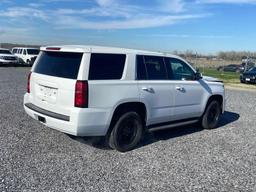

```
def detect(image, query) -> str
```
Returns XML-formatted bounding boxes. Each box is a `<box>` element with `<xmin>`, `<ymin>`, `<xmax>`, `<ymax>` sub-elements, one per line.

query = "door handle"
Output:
<box><xmin>176</xmin><ymin>86</ymin><xmax>185</xmax><ymax>92</ymax></box>
<box><xmin>142</xmin><ymin>87</ymin><xmax>154</xmax><ymax>93</ymax></box>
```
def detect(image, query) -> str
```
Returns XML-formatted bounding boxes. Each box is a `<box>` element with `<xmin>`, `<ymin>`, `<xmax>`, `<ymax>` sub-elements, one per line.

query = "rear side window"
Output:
<box><xmin>34</xmin><ymin>51</ymin><xmax>83</xmax><ymax>79</ymax></box>
<box><xmin>136</xmin><ymin>55</ymin><xmax>147</xmax><ymax>80</ymax></box>
<box><xmin>136</xmin><ymin>55</ymin><xmax>168</xmax><ymax>80</ymax></box>
<box><xmin>89</xmin><ymin>53</ymin><xmax>126</xmax><ymax>80</ymax></box>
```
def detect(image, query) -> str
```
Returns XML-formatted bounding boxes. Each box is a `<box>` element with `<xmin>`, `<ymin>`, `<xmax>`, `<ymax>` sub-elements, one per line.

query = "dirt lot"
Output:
<box><xmin>0</xmin><ymin>67</ymin><xmax>255</xmax><ymax>192</ymax></box>
<box><xmin>186</xmin><ymin>58</ymin><xmax>241</xmax><ymax>68</ymax></box>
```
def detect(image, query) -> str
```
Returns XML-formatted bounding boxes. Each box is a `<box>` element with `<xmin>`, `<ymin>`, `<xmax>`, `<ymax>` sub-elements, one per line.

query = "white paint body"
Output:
<box><xmin>24</xmin><ymin>45</ymin><xmax>225</xmax><ymax>136</ymax></box>
<box><xmin>12</xmin><ymin>47</ymin><xmax>39</xmax><ymax>64</ymax></box>
<box><xmin>0</xmin><ymin>48</ymin><xmax>18</xmax><ymax>65</ymax></box>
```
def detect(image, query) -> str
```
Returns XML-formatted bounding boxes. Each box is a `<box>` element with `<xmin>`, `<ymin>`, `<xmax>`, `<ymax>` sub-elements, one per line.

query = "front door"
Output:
<box><xmin>165</xmin><ymin>57</ymin><xmax>206</xmax><ymax>121</ymax></box>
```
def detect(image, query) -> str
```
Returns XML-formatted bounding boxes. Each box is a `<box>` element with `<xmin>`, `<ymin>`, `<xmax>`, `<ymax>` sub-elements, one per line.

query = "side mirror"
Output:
<box><xmin>195</xmin><ymin>71</ymin><xmax>202</xmax><ymax>80</ymax></box>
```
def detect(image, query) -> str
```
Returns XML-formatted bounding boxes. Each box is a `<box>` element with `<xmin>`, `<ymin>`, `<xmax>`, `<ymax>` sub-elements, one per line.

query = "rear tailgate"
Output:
<box><xmin>30</xmin><ymin>51</ymin><xmax>83</xmax><ymax>116</ymax></box>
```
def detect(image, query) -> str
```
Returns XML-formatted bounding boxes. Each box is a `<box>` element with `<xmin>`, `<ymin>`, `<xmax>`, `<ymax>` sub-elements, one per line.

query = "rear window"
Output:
<box><xmin>34</xmin><ymin>51</ymin><xmax>83</xmax><ymax>79</ymax></box>
<box><xmin>27</xmin><ymin>49</ymin><xmax>39</xmax><ymax>55</ymax></box>
<box><xmin>89</xmin><ymin>53</ymin><xmax>126</xmax><ymax>80</ymax></box>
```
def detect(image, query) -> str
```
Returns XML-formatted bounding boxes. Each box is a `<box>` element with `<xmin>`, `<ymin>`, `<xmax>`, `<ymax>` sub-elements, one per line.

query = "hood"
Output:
<box><xmin>203</xmin><ymin>75</ymin><xmax>223</xmax><ymax>83</ymax></box>
<box><xmin>243</xmin><ymin>71</ymin><xmax>256</xmax><ymax>75</ymax></box>
<box><xmin>0</xmin><ymin>54</ymin><xmax>16</xmax><ymax>57</ymax></box>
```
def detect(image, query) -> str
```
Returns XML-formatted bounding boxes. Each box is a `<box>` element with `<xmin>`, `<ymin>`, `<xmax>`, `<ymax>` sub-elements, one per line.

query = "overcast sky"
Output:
<box><xmin>0</xmin><ymin>0</ymin><xmax>255</xmax><ymax>54</ymax></box>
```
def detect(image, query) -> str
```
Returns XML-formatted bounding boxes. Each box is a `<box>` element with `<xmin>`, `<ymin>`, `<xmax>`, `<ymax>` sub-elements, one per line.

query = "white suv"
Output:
<box><xmin>0</xmin><ymin>48</ymin><xmax>18</xmax><ymax>65</ymax></box>
<box><xmin>24</xmin><ymin>45</ymin><xmax>225</xmax><ymax>152</ymax></box>
<box><xmin>12</xmin><ymin>47</ymin><xmax>39</xmax><ymax>65</ymax></box>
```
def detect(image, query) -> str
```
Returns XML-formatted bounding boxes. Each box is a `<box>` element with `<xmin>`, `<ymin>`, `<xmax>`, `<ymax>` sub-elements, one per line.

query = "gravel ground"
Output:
<box><xmin>0</xmin><ymin>67</ymin><xmax>255</xmax><ymax>192</ymax></box>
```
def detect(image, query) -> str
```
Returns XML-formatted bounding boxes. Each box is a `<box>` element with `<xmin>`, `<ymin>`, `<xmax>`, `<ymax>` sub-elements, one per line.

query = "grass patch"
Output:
<box><xmin>199</xmin><ymin>67</ymin><xmax>240</xmax><ymax>84</ymax></box>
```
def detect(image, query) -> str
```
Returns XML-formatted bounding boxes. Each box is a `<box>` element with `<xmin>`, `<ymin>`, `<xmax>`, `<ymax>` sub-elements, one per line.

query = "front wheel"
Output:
<box><xmin>108</xmin><ymin>112</ymin><xmax>143</xmax><ymax>152</ymax></box>
<box><xmin>201</xmin><ymin>100</ymin><xmax>221</xmax><ymax>129</ymax></box>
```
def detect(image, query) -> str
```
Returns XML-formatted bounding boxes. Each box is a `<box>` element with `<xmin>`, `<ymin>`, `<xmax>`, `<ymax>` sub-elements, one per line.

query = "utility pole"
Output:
<box><xmin>246</xmin><ymin>55</ymin><xmax>250</xmax><ymax>71</ymax></box>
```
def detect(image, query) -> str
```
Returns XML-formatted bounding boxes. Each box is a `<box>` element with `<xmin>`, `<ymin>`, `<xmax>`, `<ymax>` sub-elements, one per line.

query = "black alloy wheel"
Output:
<box><xmin>108</xmin><ymin>112</ymin><xmax>143</xmax><ymax>152</ymax></box>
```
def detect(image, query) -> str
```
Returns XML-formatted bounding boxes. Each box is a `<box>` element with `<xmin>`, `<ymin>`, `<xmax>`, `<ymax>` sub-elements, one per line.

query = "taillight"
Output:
<box><xmin>27</xmin><ymin>72</ymin><xmax>32</xmax><ymax>93</ymax></box>
<box><xmin>75</xmin><ymin>80</ymin><xmax>88</xmax><ymax>108</ymax></box>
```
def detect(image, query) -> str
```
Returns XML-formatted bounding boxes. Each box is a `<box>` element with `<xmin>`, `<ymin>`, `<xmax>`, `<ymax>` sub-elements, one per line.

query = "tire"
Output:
<box><xmin>201</xmin><ymin>100</ymin><xmax>221</xmax><ymax>129</ymax></box>
<box><xmin>108</xmin><ymin>112</ymin><xmax>143</xmax><ymax>152</ymax></box>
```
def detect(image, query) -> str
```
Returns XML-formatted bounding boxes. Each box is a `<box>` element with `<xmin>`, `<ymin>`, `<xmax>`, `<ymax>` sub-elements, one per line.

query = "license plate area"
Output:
<box><xmin>37</xmin><ymin>84</ymin><xmax>58</xmax><ymax>103</ymax></box>
<box><xmin>246</xmin><ymin>78</ymin><xmax>250</xmax><ymax>81</ymax></box>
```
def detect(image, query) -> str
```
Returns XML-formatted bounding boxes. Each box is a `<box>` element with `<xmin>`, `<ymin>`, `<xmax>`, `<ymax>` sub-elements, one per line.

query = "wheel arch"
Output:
<box><xmin>106</xmin><ymin>101</ymin><xmax>147</xmax><ymax>136</ymax></box>
<box><xmin>205</xmin><ymin>94</ymin><xmax>224</xmax><ymax>112</ymax></box>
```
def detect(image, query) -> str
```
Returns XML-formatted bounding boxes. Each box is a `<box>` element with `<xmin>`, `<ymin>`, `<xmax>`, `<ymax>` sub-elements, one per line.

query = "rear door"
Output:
<box><xmin>30</xmin><ymin>51</ymin><xmax>83</xmax><ymax>116</ymax></box>
<box><xmin>165</xmin><ymin>57</ymin><xmax>205</xmax><ymax>120</ymax></box>
<box><xmin>137</xmin><ymin>55</ymin><xmax>175</xmax><ymax>125</ymax></box>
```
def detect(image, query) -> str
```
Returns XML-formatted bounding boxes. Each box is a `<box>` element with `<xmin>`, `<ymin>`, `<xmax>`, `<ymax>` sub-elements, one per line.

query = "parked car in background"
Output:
<box><xmin>0</xmin><ymin>48</ymin><xmax>18</xmax><ymax>66</ymax></box>
<box><xmin>217</xmin><ymin>64</ymin><xmax>244</xmax><ymax>73</ymax></box>
<box><xmin>12</xmin><ymin>47</ymin><xmax>39</xmax><ymax>66</ymax></box>
<box><xmin>240</xmin><ymin>67</ymin><xmax>256</xmax><ymax>84</ymax></box>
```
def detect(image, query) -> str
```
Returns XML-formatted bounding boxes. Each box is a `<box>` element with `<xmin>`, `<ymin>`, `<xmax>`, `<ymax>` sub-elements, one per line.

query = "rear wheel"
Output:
<box><xmin>108</xmin><ymin>112</ymin><xmax>143</xmax><ymax>152</ymax></box>
<box><xmin>201</xmin><ymin>100</ymin><xmax>221</xmax><ymax>129</ymax></box>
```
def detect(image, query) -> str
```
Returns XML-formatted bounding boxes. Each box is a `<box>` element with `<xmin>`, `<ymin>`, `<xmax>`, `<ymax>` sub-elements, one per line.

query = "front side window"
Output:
<box><xmin>166</xmin><ymin>58</ymin><xmax>195</xmax><ymax>80</ymax></box>
<box><xmin>0</xmin><ymin>50</ymin><xmax>11</xmax><ymax>54</ymax></box>
<box><xmin>89</xmin><ymin>53</ymin><xmax>126</xmax><ymax>80</ymax></box>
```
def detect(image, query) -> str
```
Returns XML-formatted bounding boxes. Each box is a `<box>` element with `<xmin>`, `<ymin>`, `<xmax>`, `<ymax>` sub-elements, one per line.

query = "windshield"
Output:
<box><xmin>27</xmin><ymin>49</ymin><xmax>39</xmax><ymax>55</ymax></box>
<box><xmin>248</xmin><ymin>67</ymin><xmax>256</xmax><ymax>72</ymax></box>
<box><xmin>0</xmin><ymin>50</ymin><xmax>11</xmax><ymax>54</ymax></box>
<box><xmin>33</xmin><ymin>51</ymin><xmax>83</xmax><ymax>79</ymax></box>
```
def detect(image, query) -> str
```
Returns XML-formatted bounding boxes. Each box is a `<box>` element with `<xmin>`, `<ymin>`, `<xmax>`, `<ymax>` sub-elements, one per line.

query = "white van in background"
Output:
<box><xmin>12</xmin><ymin>47</ymin><xmax>39</xmax><ymax>66</ymax></box>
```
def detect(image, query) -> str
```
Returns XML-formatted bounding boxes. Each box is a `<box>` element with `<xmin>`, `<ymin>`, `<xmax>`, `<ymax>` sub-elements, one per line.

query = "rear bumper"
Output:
<box><xmin>24</xmin><ymin>94</ymin><xmax>111</xmax><ymax>136</ymax></box>
<box><xmin>25</xmin><ymin>103</ymin><xmax>70</xmax><ymax>121</ymax></box>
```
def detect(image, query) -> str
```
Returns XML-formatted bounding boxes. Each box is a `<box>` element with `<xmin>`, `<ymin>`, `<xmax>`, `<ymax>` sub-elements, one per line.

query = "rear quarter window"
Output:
<box><xmin>33</xmin><ymin>51</ymin><xmax>83</xmax><ymax>79</ymax></box>
<box><xmin>89</xmin><ymin>53</ymin><xmax>126</xmax><ymax>80</ymax></box>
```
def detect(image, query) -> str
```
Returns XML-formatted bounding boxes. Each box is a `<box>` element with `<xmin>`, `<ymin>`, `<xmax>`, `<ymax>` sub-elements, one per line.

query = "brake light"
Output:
<box><xmin>46</xmin><ymin>47</ymin><xmax>61</xmax><ymax>51</ymax></box>
<box><xmin>27</xmin><ymin>72</ymin><xmax>32</xmax><ymax>93</ymax></box>
<box><xmin>75</xmin><ymin>80</ymin><xmax>88</xmax><ymax>108</ymax></box>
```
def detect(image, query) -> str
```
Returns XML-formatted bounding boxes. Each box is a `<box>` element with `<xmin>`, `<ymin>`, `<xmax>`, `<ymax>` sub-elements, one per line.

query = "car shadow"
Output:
<box><xmin>138</xmin><ymin>111</ymin><xmax>240</xmax><ymax>149</ymax></box>
<box><xmin>68</xmin><ymin>111</ymin><xmax>240</xmax><ymax>151</ymax></box>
